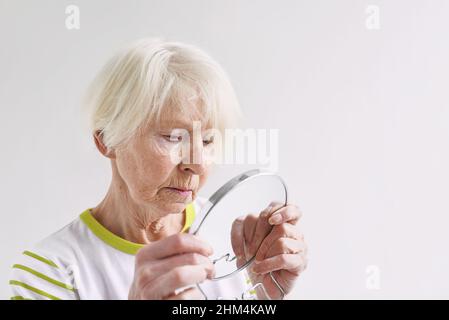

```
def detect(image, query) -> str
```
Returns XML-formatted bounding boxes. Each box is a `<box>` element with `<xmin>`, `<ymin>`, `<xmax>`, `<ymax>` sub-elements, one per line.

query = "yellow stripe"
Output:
<box><xmin>11</xmin><ymin>296</ymin><xmax>33</xmax><ymax>300</ymax></box>
<box><xmin>80</xmin><ymin>203</ymin><xmax>196</xmax><ymax>255</ymax></box>
<box><xmin>80</xmin><ymin>209</ymin><xmax>144</xmax><ymax>255</ymax></box>
<box><xmin>181</xmin><ymin>203</ymin><xmax>196</xmax><ymax>233</ymax></box>
<box><xmin>12</xmin><ymin>264</ymin><xmax>74</xmax><ymax>291</ymax></box>
<box><xmin>9</xmin><ymin>280</ymin><xmax>61</xmax><ymax>300</ymax></box>
<box><xmin>23</xmin><ymin>251</ymin><xmax>58</xmax><ymax>269</ymax></box>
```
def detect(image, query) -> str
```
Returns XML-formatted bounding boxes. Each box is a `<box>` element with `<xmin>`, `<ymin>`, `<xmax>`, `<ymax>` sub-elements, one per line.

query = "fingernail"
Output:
<box><xmin>269</xmin><ymin>214</ymin><xmax>282</xmax><ymax>225</ymax></box>
<box><xmin>262</xmin><ymin>206</ymin><xmax>272</xmax><ymax>217</ymax></box>
<box><xmin>251</xmin><ymin>266</ymin><xmax>258</xmax><ymax>274</ymax></box>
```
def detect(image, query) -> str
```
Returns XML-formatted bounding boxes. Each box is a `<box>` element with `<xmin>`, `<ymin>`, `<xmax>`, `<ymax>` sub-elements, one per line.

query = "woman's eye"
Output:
<box><xmin>163</xmin><ymin>135</ymin><xmax>183</xmax><ymax>143</ymax></box>
<box><xmin>162</xmin><ymin>134</ymin><xmax>213</xmax><ymax>145</ymax></box>
<box><xmin>203</xmin><ymin>137</ymin><xmax>214</xmax><ymax>146</ymax></box>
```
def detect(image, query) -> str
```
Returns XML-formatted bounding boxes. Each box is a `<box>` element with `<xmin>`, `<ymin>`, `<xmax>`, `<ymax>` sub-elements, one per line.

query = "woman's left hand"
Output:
<box><xmin>231</xmin><ymin>202</ymin><xmax>307</xmax><ymax>299</ymax></box>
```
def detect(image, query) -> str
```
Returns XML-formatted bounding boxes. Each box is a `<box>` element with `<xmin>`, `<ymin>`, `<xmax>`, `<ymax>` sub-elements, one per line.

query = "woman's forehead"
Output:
<box><xmin>155</xmin><ymin>105</ymin><xmax>213</xmax><ymax>130</ymax></box>
<box><xmin>155</xmin><ymin>115</ymin><xmax>212</xmax><ymax>131</ymax></box>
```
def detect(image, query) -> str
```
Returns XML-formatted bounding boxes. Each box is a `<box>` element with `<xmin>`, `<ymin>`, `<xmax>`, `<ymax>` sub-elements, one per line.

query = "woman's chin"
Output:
<box><xmin>142</xmin><ymin>189</ymin><xmax>194</xmax><ymax>214</ymax></box>
<box><xmin>155</xmin><ymin>197</ymin><xmax>192</xmax><ymax>214</ymax></box>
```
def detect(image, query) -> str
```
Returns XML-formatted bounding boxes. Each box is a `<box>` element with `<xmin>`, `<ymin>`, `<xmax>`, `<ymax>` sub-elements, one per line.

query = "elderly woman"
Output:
<box><xmin>9</xmin><ymin>38</ymin><xmax>307</xmax><ymax>300</ymax></box>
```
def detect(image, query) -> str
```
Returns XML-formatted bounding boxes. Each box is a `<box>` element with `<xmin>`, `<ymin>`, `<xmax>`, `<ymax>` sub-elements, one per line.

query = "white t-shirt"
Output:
<box><xmin>9</xmin><ymin>198</ymin><xmax>258</xmax><ymax>300</ymax></box>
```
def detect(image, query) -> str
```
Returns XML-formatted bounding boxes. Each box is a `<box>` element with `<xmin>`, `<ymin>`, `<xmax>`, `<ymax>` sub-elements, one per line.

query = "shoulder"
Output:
<box><xmin>32</xmin><ymin>215</ymin><xmax>88</xmax><ymax>267</ymax></box>
<box><xmin>8</xmin><ymin>212</ymin><xmax>90</xmax><ymax>300</ymax></box>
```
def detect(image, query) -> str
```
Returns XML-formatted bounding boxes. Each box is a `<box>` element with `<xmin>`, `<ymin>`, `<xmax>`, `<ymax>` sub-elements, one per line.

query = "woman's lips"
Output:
<box><xmin>165</xmin><ymin>187</ymin><xmax>193</xmax><ymax>197</ymax></box>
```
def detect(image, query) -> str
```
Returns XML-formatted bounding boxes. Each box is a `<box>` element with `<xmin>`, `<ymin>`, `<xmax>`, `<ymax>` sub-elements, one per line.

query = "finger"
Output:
<box><xmin>251</xmin><ymin>253</ymin><xmax>307</xmax><ymax>275</ymax></box>
<box><xmin>263</xmin><ymin>237</ymin><xmax>307</xmax><ymax>260</ymax></box>
<box><xmin>268</xmin><ymin>204</ymin><xmax>302</xmax><ymax>225</ymax></box>
<box><xmin>243</xmin><ymin>214</ymin><xmax>258</xmax><ymax>257</ymax></box>
<box><xmin>136</xmin><ymin>233</ymin><xmax>213</xmax><ymax>262</ymax></box>
<box><xmin>138</xmin><ymin>252</ymin><xmax>214</xmax><ymax>283</ymax></box>
<box><xmin>255</xmin><ymin>223</ymin><xmax>302</xmax><ymax>262</ymax></box>
<box><xmin>230</xmin><ymin>216</ymin><xmax>245</xmax><ymax>260</ymax></box>
<box><xmin>166</xmin><ymin>287</ymin><xmax>205</xmax><ymax>300</ymax></box>
<box><xmin>259</xmin><ymin>201</ymin><xmax>284</xmax><ymax>218</ymax></box>
<box><xmin>248</xmin><ymin>211</ymin><xmax>272</xmax><ymax>257</ymax></box>
<box><xmin>146</xmin><ymin>264</ymin><xmax>212</xmax><ymax>299</ymax></box>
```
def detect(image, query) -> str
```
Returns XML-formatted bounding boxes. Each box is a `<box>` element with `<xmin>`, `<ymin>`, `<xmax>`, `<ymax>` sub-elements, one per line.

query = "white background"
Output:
<box><xmin>1</xmin><ymin>0</ymin><xmax>449</xmax><ymax>299</ymax></box>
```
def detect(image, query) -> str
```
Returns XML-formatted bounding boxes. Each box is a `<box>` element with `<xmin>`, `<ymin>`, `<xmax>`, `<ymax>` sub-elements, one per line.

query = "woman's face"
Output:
<box><xmin>113</xmin><ymin>108</ymin><xmax>214</xmax><ymax>216</ymax></box>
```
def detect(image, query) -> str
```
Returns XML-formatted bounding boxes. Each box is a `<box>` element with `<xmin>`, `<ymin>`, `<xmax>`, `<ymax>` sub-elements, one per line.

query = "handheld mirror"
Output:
<box><xmin>190</xmin><ymin>169</ymin><xmax>288</xmax><ymax>299</ymax></box>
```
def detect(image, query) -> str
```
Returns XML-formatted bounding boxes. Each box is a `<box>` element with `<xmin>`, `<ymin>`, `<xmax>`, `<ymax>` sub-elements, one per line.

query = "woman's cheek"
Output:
<box><xmin>203</xmin><ymin>146</ymin><xmax>217</xmax><ymax>166</ymax></box>
<box><xmin>150</xmin><ymin>138</ymin><xmax>183</xmax><ymax>163</ymax></box>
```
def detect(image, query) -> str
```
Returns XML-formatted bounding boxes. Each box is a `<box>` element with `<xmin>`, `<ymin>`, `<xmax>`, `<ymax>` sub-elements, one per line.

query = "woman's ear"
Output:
<box><xmin>93</xmin><ymin>131</ymin><xmax>116</xmax><ymax>159</ymax></box>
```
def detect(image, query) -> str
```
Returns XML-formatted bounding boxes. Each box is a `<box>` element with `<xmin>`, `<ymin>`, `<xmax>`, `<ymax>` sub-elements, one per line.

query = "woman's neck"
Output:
<box><xmin>91</xmin><ymin>172</ymin><xmax>185</xmax><ymax>244</ymax></box>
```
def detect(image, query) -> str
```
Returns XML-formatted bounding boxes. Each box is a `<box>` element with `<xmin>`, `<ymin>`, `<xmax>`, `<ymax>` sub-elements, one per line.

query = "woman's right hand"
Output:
<box><xmin>128</xmin><ymin>233</ymin><xmax>215</xmax><ymax>300</ymax></box>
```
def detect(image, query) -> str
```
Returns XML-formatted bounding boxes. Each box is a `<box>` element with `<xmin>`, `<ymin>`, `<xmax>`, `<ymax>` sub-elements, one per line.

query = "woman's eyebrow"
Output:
<box><xmin>159</xmin><ymin>120</ymin><xmax>203</xmax><ymax>130</ymax></box>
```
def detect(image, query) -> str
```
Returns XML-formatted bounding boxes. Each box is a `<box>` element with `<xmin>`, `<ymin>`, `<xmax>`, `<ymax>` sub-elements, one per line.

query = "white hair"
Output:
<box><xmin>84</xmin><ymin>38</ymin><xmax>242</xmax><ymax>149</ymax></box>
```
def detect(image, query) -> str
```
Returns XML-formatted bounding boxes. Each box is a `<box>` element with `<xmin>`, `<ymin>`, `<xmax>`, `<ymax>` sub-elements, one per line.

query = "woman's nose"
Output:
<box><xmin>178</xmin><ymin>135</ymin><xmax>207</xmax><ymax>175</ymax></box>
<box><xmin>179</xmin><ymin>161</ymin><xmax>207</xmax><ymax>175</ymax></box>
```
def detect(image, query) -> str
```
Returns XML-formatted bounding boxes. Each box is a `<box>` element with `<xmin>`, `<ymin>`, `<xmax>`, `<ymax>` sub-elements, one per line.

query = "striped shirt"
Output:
<box><xmin>9</xmin><ymin>198</ymin><xmax>258</xmax><ymax>300</ymax></box>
